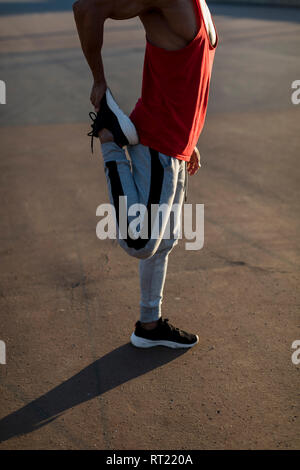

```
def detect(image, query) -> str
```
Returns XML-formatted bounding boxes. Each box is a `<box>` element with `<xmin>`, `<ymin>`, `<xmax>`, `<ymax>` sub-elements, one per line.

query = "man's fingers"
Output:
<box><xmin>187</xmin><ymin>162</ymin><xmax>200</xmax><ymax>176</ymax></box>
<box><xmin>194</xmin><ymin>146</ymin><xmax>201</xmax><ymax>164</ymax></box>
<box><xmin>92</xmin><ymin>98</ymin><xmax>100</xmax><ymax>112</ymax></box>
<box><xmin>187</xmin><ymin>161</ymin><xmax>194</xmax><ymax>175</ymax></box>
<box><xmin>187</xmin><ymin>148</ymin><xmax>202</xmax><ymax>176</ymax></box>
<box><xmin>90</xmin><ymin>94</ymin><xmax>99</xmax><ymax>111</ymax></box>
<box><xmin>90</xmin><ymin>83</ymin><xmax>106</xmax><ymax>113</ymax></box>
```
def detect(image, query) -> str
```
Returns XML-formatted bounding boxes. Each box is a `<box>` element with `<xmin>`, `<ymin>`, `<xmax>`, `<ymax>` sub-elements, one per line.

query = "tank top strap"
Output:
<box><xmin>192</xmin><ymin>0</ymin><xmax>202</xmax><ymax>32</ymax></box>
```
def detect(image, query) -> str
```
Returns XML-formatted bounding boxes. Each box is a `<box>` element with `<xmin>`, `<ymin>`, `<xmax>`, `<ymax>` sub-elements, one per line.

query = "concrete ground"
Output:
<box><xmin>0</xmin><ymin>1</ymin><xmax>299</xmax><ymax>450</ymax></box>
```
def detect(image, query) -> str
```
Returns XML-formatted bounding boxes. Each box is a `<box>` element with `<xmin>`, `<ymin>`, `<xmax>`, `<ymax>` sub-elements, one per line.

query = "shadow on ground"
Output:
<box><xmin>0</xmin><ymin>344</ymin><xmax>187</xmax><ymax>443</ymax></box>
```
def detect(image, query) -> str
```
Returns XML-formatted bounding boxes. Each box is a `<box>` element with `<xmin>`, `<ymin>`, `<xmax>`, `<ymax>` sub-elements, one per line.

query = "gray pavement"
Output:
<box><xmin>0</xmin><ymin>2</ymin><xmax>299</xmax><ymax>450</ymax></box>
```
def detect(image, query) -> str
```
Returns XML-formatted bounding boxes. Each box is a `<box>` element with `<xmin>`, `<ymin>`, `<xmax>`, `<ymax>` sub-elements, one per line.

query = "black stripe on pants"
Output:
<box><xmin>106</xmin><ymin>148</ymin><xmax>164</xmax><ymax>250</ymax></box>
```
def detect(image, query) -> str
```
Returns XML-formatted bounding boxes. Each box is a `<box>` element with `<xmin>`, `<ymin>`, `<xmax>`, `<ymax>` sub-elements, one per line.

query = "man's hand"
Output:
<box><xmin>90</xmin><ymin>81</ymin><xmax>107</xmax><ymax>112</ymax></box>
<box><xmin>73</xmin><ymin>1</ymin><xmax>108</xmax><ymax>111</ymax></box>
<box><xmin>187</xmin><ymin>146</ymin><xmax>201</xmax><ymax>176</ymax></box>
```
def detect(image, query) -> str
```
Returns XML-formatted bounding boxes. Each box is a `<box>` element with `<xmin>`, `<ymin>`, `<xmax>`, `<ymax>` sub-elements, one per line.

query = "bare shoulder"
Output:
<box><xmin>108</xmin><ymin>0</ymin><xmax>172</xmax><ymax>20</ymax></box>
<box><xmin>73</xmin><ymin>0</ymin><xmax>173</xmax><ymax>19</ymax></box>
<box><xmin>84</xmin><ymin>0</ymin><xmax>169</xmax><ymax>19</ymax></box>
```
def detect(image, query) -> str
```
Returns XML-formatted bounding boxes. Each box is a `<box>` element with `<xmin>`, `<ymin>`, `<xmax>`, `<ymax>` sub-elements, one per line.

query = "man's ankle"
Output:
<box><xmin>140</xmin><ymin>320</ymin><xmax>159</xmax><ymax>330</ymax></box>
<box><xmin>99</xmin><ymin>128</ymin><xmax>114</xmax><ymax>143</ymax></box>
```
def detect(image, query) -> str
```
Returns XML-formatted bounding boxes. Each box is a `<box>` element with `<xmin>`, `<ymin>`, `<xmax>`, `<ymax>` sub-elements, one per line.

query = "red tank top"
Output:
<box><xmin>129</xmin><ymin>0</ymin><xmax>218</xmax><ymax>162</ymax></box>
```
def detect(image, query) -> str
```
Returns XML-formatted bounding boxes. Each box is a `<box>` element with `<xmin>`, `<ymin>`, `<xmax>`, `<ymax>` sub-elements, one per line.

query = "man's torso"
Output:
<box><xmin>107</xmin><ymin>0</ymin><xmax>216</xmax><ymax>51</ymax></box>
<box><xmin>104</xmin><ymin>0</ymin><xmax>218</xmax><ymax>160</ymax></box>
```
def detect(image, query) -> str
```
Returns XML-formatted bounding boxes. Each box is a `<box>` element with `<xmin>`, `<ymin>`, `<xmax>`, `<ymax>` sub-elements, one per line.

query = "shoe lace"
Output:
<box><xmin>162</xmin><ymin>318</ymin><xmax>182</xmax><ymax>336</ymax></box>
<box><xmin>87</xmin><ymin>111</ymin><xmax>98</xmax><ymax>154</ymax></box>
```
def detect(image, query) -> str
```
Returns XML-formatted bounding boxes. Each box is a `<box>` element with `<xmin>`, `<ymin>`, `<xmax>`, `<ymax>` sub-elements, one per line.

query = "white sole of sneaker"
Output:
<box><xmin>106</xmin><ymin>88</ymin><xmax>139</xmax><ymax>146</ymax></box>
<box><xmin>130</xmin><ymin>332</ymin><xmax>199</xmax><ymax>349</ymax></box>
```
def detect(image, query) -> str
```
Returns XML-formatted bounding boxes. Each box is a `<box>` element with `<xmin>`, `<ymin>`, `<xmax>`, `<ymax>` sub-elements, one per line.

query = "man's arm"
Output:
<box><xmin>73</xmin><ymin>0</ymin><xmax>114</xmax><ymax>110</ymax></box>
<box><xmin>73</xmin><ymin>0</ymin><xmax>156</xmax><ymax>110</ymax></box>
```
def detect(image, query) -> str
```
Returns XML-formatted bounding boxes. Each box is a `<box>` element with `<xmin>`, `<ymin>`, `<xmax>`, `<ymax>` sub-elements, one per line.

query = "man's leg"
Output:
<box><xmin>138</xmin><ymin>154</ymin><xmax>186</xmax><ymax>327</ymax></box>
<box><xmin>100</xmin><ymin>138</ymin><xmax>181</xmax><ymax>260</ymax></box>
<box><xmin>139</xmin><ymin>236</ymin><xmax>178</xmax><ymax>327</ymax></box>
<box><xmin>130</xmin><ymin>154</ymin><xmax>199</xmax><ymax>349</ymax></box>
<box><xmin>100</xmin><ymin>131</ymin><xmax>199</xmax><ymax>349</ymax></box>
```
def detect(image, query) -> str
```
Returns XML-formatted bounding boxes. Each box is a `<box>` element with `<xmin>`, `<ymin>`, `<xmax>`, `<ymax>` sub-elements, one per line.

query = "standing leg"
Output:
<box><xmin>138</xmin><ymin>157</ymin><xmax>186</xmax><ymax>324</ymax></box>
<box><xmin>130</xmin><ymin>157</ymin><xmax>199</xmax><ymax>348</ymax></box>
<box><xmin>101</xmin><ymin>142</ymin><xmax>199</xmax><ymax>349</ymax></box>
<box><xmin>139</xmin><ymin>240</ymin><xmax>177</xmax><ymax>323</ymax></box>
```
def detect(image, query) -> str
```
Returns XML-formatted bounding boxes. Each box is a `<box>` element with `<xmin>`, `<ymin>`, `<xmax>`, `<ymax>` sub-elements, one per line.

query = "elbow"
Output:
<box><xmin>73</xmin><ymin>0</ymin><xmax>87</xmax><ymax>18</ymax></box>
<box><xmin>73</xmin><ymin>0</ymin><xmax>108</xmax><ymax>26</ymax></box>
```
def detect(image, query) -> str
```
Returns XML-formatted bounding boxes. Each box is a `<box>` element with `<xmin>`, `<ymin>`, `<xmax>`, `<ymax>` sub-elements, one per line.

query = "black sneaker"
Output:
<box><xmin>88</xmin><ymin>87</ymin><xmax>139</xmax><ymax>152</ymax></box>
<box><xmin>130</xmin><ymin>318</ymin><xmax>199</xmax><ymax>349</ymax></box>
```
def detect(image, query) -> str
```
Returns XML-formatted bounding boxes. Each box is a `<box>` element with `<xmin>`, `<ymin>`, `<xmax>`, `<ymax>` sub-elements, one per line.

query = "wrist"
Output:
<box><xmin>93</xmin><ymin>78</ymin><xmax>106</xmax><ymax>86</ymax></box>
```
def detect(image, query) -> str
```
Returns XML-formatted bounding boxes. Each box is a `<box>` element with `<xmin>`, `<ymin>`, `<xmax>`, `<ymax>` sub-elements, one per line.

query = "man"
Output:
<box><xmin>73</xmin><ymin>0</ymin><xmax>218</xmax><ymax>349</ymax></box>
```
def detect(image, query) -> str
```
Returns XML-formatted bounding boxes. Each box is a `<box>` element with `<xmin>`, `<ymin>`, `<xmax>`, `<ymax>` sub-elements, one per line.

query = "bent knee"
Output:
<box><xmin>127</xmin><ymin>247</ymin><xmax>156</xmax><ymax>260</ymax></box>
<box><xmin>118</xmin><ymin>239</ymin><xmax>156</xmax><ymax>260</ymax></box>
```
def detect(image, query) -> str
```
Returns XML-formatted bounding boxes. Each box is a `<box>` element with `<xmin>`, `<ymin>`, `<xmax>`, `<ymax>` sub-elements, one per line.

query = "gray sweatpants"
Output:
<box><xmin>101</xmin><ymin>141</ymin><xmax>186</xmax><ymax>323</ymax></box>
